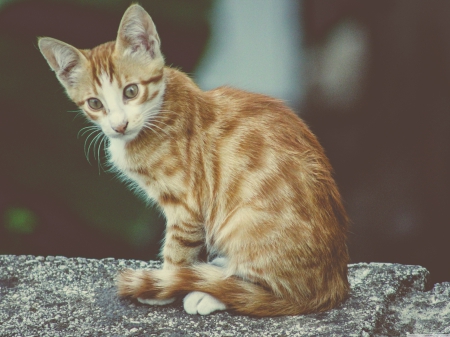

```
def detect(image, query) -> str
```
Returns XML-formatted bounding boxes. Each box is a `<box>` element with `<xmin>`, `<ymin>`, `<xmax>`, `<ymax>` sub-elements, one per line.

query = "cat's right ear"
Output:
<box><xmin>38</xmin><ymin>37</ymin><xmax>87</xmax><ymax>88</ymax></box>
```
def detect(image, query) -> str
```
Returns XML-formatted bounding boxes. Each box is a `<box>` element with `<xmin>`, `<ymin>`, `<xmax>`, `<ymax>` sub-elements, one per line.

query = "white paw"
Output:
<box><xmin>137</xmin><ymin>297</ymin><xmax>175</xmax><ymax>306</ymax></box>
<box><xmin>183</xmin><ymin>291</ymin><xmax>226</xmax><ymax>315</ymax></box>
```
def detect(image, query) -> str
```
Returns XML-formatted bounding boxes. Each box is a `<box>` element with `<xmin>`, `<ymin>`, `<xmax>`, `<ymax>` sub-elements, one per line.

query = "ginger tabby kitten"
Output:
<box><xmin>39</xmin><ymin>4</ymin><xmax>349</xmax><ymax>316</ymax></box>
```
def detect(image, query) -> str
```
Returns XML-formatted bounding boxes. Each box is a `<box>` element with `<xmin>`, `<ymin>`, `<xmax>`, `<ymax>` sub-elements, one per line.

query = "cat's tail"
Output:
<box><xmin>117</xmin><ymin>263</ymin><xmax>338</xmax><ymax>317</ymax></box>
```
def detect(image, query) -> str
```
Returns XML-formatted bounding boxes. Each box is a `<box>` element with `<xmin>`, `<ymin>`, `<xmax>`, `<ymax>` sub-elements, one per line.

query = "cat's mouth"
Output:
<box><xmin>107</xmin><ymin>125</ymin><xmax>141</xmax><ymax>142</ymax></box>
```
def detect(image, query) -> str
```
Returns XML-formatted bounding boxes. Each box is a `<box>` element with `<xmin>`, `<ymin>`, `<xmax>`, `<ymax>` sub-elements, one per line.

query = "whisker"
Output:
<box><xmin>68</xmin><ymin>109</ymin><xmax>85</xmax><ymax>122</ymax></box>
<box><xmin>78</xmin><ymin>126</ymin><xmax>99</xmax><ymax>139</ymax></box>
<box><xmin>143</xmin><ymin>109</ymin><xmax>174</xmax><ymax>127</ymax></box>
<box><xmin>142</xmin><ymin>124</ymin><xmax>162</xmax><ymax>138</ymax></box>
<box><xmin>143</xmin><ymin>124</ymin><xmax>169</xmax><ymax>140</ymax></box>
<box><xmin>157</xmin><ymin>109</ymin><xmax>178</xmax><ymax>114</ymax></box>
<box><xmin>93</xmin><ymin>132</ymin><xmax>104</xmax><ymax>160</ymax></box>
<box><xmin>148</xmin><ymin>117</ymin><xmax>170</xmax><ymax>126</ymax></box>
<box><xmin>144</xmin><ymin>121</ymin><xmax>170</xmax><ymax>137</ymax></box>
<box><xmin>72</xmin><ymin>113</ymin><xmax>84</xmax><ymax>122</ymax></box>
<box><xmin>147</xmin><ymin>113</ymin><xmax>172</xmax><ymax>120</ymax></box>
<box><xmin>143</xmin><ymin>108</ymin><xmax>177</xmax><ymax>119</ymax></box>
<box><xmin>147</xmin><ymin>119</ymin><xmax>171</xmax><ymax>133</ymax></box>
<box><xmin>77</xmin><ymin>124</ymin><xmax>108</xmax><ymax>173</ymax></box>
<box><xmin>96</xmin><ymin>134</ymin><xmax>107</xmax><ymax>175</ymax></box>
<box><xmin>82</xmin><ymin>127</ymin><xmax>99</xmax><ymax>135</ymax></box>
<box><xmin>88</xmin><ymin>132</ymin><xmax>103</xmax><ymax>161</ymax></box>
<box><xmin>83</xmin><ymin>130</ymin><xmax>100</xmax><ymax>164</ymax></box>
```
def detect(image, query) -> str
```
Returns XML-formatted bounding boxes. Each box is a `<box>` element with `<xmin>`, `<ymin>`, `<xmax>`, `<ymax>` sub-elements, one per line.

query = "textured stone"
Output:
<box><xmin>375</xmin><ymin>280</ymin><xmax>450</xmax><ymax>336</ymax></box>
<box><xmin>0</xmin><ymin>255</ymin><xmax>446</xmax><ymax>337</ymax></box>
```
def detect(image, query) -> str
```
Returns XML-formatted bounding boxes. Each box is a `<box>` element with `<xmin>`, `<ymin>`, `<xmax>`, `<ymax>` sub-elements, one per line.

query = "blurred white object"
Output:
<box><xmin>307</xmin><ymin>19</ymin><xmax>369</xmax><ymax>111</ymax></box>
<box><xmin>195</xmin><ymin>0</ymin><xmax>304</xmax><ymax>108</ymax></box>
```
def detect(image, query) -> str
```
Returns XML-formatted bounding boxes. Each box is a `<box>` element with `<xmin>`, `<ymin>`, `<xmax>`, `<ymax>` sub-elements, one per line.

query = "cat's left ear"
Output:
<box><xmin>116</xmin><ymin>4</ymin><xmax>162</xmax><ymax>60</ymax></box>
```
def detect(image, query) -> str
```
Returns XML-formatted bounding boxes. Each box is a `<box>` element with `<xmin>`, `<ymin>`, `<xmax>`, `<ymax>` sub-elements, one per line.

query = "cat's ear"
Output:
<box><xmin>38</xmin><ymin>37</ymin><xmax>87</xmax><ymax>88</ymax></box>
<box><xmin>116</xmin><ymin>4</ymin><xmax>162</xmax><ymax>60</ymax></box>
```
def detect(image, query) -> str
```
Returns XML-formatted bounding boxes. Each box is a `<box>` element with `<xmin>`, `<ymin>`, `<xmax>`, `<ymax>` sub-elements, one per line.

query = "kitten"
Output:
<box><xmin>38</xmin><ymin>4</ymin><xmax>349</xmax><ymax>317</ymax></box>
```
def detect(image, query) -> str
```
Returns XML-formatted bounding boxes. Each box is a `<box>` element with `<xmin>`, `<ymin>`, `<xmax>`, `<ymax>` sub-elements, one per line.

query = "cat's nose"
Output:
<box><xmin>112</xmin><ymin>122</ymin><xmax>128</xmax><ymax>134</ymax></box>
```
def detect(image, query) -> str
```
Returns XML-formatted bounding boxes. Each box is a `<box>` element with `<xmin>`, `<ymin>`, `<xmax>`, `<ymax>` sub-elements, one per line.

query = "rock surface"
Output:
<box><xmin>0</xmin><ymin>255</ymin><xmax>447</xmax><ymax>336</ymax></box>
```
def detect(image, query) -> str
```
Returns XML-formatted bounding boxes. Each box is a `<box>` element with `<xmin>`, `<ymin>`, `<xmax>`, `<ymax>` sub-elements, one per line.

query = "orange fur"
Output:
<box><xmin>39</xmin><ymin>4</ymin><xmax>349</xmax><ymax>317</ymax></box>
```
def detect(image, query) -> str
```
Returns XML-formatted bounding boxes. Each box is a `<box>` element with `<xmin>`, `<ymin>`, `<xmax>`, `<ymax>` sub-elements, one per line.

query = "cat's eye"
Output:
<box><xmin>87</xmin><ymin>98</ymin><xmax>103</xmax><ymax>110</ymax></box>
<box><xmin>124</xmin><ymin>84</ymin><xmax>139</xmax><ymax>99</ymax></box>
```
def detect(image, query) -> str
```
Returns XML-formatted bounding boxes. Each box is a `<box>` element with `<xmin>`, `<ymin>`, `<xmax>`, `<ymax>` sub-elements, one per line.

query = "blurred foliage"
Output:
<box><xmin>4</xmin><ymin>207</ymin><xmax>38</xmax><ymax>234</ymax></box>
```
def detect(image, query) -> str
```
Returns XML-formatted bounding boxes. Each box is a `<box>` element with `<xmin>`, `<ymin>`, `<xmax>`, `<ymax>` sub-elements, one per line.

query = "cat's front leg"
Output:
<box><xmin>135</xmin><ymin>219</ymin><xmax>205</xmax><ymax>306</ymax></box>
<box><xmin>161</xmin><ymin>220</ymin><xmax>205</xmax><ymax>270</ymax></box>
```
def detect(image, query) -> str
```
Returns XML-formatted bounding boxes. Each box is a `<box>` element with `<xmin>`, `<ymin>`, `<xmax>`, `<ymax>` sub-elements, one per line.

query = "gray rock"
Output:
<box><xmin>375</xmin><ymin>279</ymin><xmax>450</xmax><ymax>336</ymax></box>
<box><xmin>0</xmin><ymin>255</ymin><xmax>446</xmax><ymax>337</ymax></box>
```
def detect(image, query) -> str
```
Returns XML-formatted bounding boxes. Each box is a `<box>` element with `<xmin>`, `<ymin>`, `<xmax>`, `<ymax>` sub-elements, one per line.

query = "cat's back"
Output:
<box><xmin>207</xmin><ymin>85</ymin><xmax>296</xmax><ymax>123</ymax></box>
<box><xmin>166</xmin><ymin>68</ymin><xmax>311</xmax><ymax>149</ymax></box>
<box><xmin>205</xmin><ymin>85</ymin><xmax>328</xmax><ymax>164</ymax></box>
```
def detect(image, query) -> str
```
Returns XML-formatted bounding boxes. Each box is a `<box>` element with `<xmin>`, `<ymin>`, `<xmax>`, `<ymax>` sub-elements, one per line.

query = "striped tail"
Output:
<box><xmin>117</xmin><ymin>263</ymin><xmax>336</xmax><ymax>317</ymax></box>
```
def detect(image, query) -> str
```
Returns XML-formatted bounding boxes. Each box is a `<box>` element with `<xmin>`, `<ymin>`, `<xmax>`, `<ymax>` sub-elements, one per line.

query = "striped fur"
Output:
<box><xmin>39</xmin><ymin>4</ymin><xmax>349</xmax><ymax>316</ymax></box>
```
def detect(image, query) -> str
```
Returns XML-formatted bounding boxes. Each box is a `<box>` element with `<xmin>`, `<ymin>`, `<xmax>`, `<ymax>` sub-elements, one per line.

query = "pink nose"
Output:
<box><xmin>113</xmin><ymin>122</ymin><xmax>128</xmax><ymax>134</ymax></box>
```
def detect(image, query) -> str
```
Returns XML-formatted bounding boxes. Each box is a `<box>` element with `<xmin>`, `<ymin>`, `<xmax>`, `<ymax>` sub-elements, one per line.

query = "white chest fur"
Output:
<box><xmin>107</xmin><ymin>138</ymin><xmax>158</xmax><ymax>200</ymax></box>
<box><xmin>108</xmin><ymin>138</ymin><xmax>129</xmax><ymax>172</ymax></box>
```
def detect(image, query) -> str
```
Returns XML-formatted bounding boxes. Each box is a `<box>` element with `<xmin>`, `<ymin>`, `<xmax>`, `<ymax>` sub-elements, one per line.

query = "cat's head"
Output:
<box><xmin>39</xmin><ymin>4</ymin><xmax>165</xmax><ymax>142</ymax></box>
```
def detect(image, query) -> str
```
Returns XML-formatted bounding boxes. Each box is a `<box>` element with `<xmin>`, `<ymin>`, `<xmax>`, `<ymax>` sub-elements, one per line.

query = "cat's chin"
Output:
<box><xmin>107</xmin><ymin>129</ymin><xmax>140</xmax><ymax>143</ymax></box>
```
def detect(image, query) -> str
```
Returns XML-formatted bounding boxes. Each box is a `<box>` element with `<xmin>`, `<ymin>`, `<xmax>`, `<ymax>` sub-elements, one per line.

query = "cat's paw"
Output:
<box><xmin>138</xmin><ymin>297</ymin><xmax>175</xmax><ymax>306</ymax></box>
<box><xmin>183</xmin><ymin>291</ymin><xmax>226</xmax><ymax>315</ymax></box>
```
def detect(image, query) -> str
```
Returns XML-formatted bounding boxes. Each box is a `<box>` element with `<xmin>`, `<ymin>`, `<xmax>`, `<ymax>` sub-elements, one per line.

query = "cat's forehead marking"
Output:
<box><xmin>97</xmin><ymin>72</ymin><xmax>123</xmax><ymax>113</ymax></box>
<box><xmin>85</xmin><ymin>41</ymin><xmax>118</xmax><ymax>87</ymax></box>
